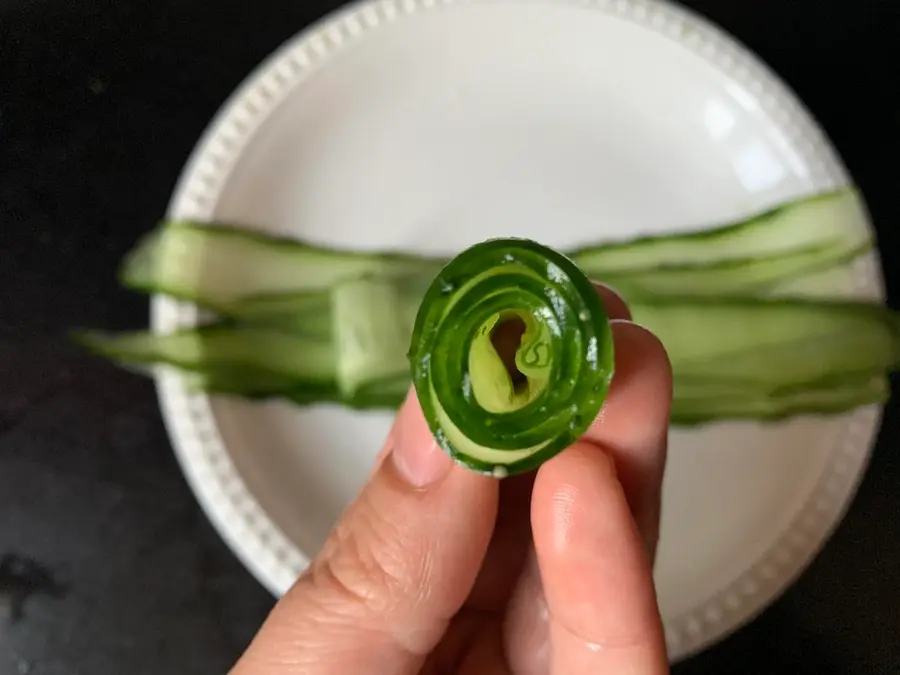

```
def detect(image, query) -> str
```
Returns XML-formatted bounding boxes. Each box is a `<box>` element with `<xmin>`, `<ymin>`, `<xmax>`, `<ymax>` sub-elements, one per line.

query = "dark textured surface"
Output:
<box><xmin>1</xmin><ymin>0</ymin><xmax>898</xmax><ymax>672</ymax></box>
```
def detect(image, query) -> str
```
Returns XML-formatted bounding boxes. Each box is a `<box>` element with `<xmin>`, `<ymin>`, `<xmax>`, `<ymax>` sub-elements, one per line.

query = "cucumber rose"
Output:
<box><xmin>408</xmin><ymin>239</ymin><xmax>614</xmax><ymax>477</ymax></box>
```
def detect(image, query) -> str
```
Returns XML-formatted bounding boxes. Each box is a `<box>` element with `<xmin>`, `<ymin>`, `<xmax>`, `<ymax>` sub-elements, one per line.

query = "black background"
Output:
<box><xmin>1</xmin><ymin>0</ymin><xmax>898</xmax><ymax>673</ymax></box>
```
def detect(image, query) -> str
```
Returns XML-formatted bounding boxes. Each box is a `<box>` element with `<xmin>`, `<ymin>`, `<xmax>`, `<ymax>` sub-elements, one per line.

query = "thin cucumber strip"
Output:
<box><xmin>120</xmin><ymin>221</ymin><xmax>443</xmax><ymax>305</ymax></box>
<box><xmin>766</xmin><ymin>261</ymin><xmax>864</xmax><ymax>299</ymax></box>
<box><xmin>408</xmin><ymin>238</ymin><xmax>615</xmax><ymax>477</ymax></box>
<box><xmin>186</xmin><ymin>369</ymin><xmax>408</xmax><ymax>408</ymax></box>
<box><xmin>331</xmin><ymin>276</ymin><xmax>414</xmax><ymax>399</ymax></box>
<box><xmin>226</xmin><ymin>291</ymin><xmax>331</xmax><ymax>321</ymax></box>
<box><xmin>591</xmin><ymin>242</ymin><xmax>871</xmax><ymax>297</ymax></box>
<box><xmin>182</xmin><ymin>369</ymin><xmax>328</xmax><ymax>401</ymax></box>
<box><xmin>628</xmin><ymin>297</ymin><xmax>900</xmax><ymax>388</ymax></box>
<box><xmin>120</xmin><ymin>188</ymin><xmax>870</xmax><ymax>309</ymax></box>
<box><xmin>224</xmin><ymin>271</ymin><xmax>434</xmax><ymax>341</ymax></box>
<box><xmin>222</xmin><ymin>291</ymin><xmax>334</xmax><ymax>339</ymax></box>
<box><xmin>568</xmin><ymin>187</ymin><xmax>870</xmax><ymax>272</ymax></box>
<box><xmin>74</xmin><ymin>322</ymin><xmax>408</xmax><ymax>408</ymax></box>
<box><xmin>73</xmin><ymin>325</ymin><xmax>337</xmax><ymax>392</ymax></box>
<box><xmin>670</xmin><ymin>375</ymin><xmax>889</xmax><ymax>425</ymax></box>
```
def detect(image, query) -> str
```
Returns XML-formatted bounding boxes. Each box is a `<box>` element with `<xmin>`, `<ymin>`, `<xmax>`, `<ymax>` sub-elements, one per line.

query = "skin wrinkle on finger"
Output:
<box><xmin>294</xmin><ymin>490</ymin><xmax>451</xmax><ymax>661</ymax></box>
<box><xmin>315</xmin><ymin>490</ymin><xmax>428</xmax><ymax>614</ymax></box>
<box><xmin>550</xmin><ymin>483</ymin><xmax>578</xmax><ymax>552</ymax></box>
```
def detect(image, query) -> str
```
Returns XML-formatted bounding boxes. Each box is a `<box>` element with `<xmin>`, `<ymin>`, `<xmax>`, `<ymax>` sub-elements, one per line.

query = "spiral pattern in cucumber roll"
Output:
<box><xmin>408</xmin><ymin>238</ymin><xmax>615</xmax><ymax>477</ymax></box>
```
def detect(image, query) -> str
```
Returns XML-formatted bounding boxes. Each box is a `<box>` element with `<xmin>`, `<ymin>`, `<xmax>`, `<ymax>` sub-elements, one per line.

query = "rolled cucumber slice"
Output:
<box><xmin>407</xmin><ymin>238</ymin><xmax>615</xmax><ymax>477</ymax></box>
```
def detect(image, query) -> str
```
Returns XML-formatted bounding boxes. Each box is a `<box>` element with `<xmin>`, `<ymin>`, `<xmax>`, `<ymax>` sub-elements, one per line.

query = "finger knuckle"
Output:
<box><xmin>309</xmin><ymin>499</ymin><xmax>421</xmax><ymax>619</ymax></box>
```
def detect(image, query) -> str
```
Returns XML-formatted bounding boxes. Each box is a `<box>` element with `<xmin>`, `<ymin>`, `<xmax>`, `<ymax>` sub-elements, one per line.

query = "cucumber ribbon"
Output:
<box><xmin>408</xmin><ymin>239</ymin><xmax>615</xmax><ymax>476</ymax></box>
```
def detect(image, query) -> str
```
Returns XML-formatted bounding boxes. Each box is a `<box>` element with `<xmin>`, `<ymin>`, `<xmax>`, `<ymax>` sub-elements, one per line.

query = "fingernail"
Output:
<box><xmin>591</xmin><ymin>280</ymin><xmax>625</xmax><ymax>299</ymax></box>
<box><xmin>391</xmin><ymin>391</ymin><xmax>454</xmax><ymax>488</ymax></box>
<box><xmin>591</xmin><ymin>281</ymin><xmax>632</xmax><ymax>321</ymax></box>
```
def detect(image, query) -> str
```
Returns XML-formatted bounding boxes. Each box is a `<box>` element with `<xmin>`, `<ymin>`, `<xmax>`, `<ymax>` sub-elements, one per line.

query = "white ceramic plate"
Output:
<box><xmin>152</xmin><ymin>0</ymin><xmax>886</xmax><ymax>662</ymax></box>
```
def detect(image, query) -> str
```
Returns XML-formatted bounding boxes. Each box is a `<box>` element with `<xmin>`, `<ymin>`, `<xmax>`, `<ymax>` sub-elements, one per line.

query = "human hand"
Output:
<box><xmin>231</xmin><ymin>286</ymin><xmax>673</xmax><ymax>675</ymax></box>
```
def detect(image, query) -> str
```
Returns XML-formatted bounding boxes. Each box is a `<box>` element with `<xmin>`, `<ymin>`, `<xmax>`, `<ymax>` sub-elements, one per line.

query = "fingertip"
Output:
<box><xmin>532</xmin><ymin>441</ymin><xmax>624</xmax><ymax>558</ymax></box>
<box><xmin>391</xmin><ymin>387</ymin><xmax>456</xmax><ymax>488</ymax></box>
<box><xmin>530</xmin><ymin>441</ymin><xmax>667</xmax><ymax>668</ymax></box>
<box><xmin>589</xmin><ymin>319</ymin><xmax>672</xmax><ymax>451</ymax></box>
<box><xmin>593</xmin><ymin>282</ymin><xmax>632</xmax><ymax>321</ymax></box>
<box><xmin>609</xmin><ymin>320</ymin><xmax>672</xmax><ymax>392</ymax></box>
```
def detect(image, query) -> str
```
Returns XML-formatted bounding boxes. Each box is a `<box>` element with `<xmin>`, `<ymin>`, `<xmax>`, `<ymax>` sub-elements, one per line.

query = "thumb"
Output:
<box><xmin>231</xmin><ymin>390</ymin><xmax>499</xmax><ymax>675</ymax></box>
